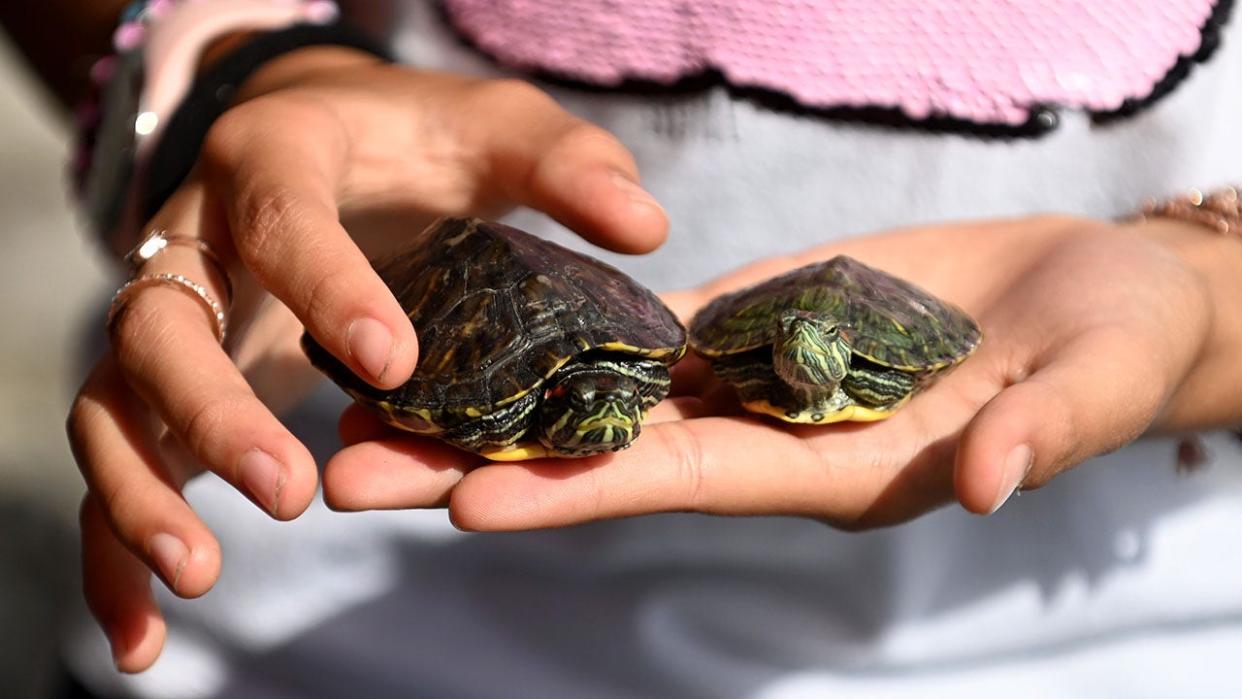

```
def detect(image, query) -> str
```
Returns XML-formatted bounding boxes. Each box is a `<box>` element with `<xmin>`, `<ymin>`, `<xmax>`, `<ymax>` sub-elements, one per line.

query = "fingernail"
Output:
<box><xmin>149</xmin><ymin>532</ymin><xmax>188</xmax><ymax>590</ymax></box>
<box><xmin>239</xmin><ymin>449</ymin><xmax>285</xmax><ymax>514</ymax></box>
<box><xmin>609</xmin><ymin>171</ymin><xmax>665</xmax><ymax>216</ymax></box>
<box><xmin>990</xmin><ymin>444</ymin><xmax>1033</xmax><ymax>514</ymax></box>
<box><xmin>347</xmin><ymin>317</ymin><xmax>393</xmax><ymax>382</ymax></box>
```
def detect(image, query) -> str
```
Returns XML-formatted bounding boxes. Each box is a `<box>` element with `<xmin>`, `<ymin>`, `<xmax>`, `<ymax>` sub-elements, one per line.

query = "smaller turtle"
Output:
<box><xmin>303</xmin><ymin>218</ymin><xmax>686</xmax><ymax>460</ymax></box>
<box><xmin>688</xmin><ymin>256</ymin><xmax>981</xmax><ymax>424</ymax></box>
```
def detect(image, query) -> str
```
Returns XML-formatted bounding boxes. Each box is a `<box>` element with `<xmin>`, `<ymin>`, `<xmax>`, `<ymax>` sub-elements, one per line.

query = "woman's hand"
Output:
<box><xmin>66</xmin><ymin>46</ymin><xmax>666</xmax><ymax>672</ymax></box>
<box><xmin>326</xmin><ymin>215</ymin><xmax>1242</xmax><ymax>529</ymax></box>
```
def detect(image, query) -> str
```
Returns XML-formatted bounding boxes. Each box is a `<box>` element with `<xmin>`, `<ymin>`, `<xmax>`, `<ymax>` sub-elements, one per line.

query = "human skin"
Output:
<box><xmin>66</xmin><ymin>46</ymin><xmax>669</xmax><ymax>672</ymax></box>
<box><xmin>49</xmin><ymin>43</ymin><xmax>1242</xmax><ymax>673</ymax></box>
<box><xmin>328</xmin><ymin>214</ymin><xmax>1242</xmax><ymax>529</ymax></box>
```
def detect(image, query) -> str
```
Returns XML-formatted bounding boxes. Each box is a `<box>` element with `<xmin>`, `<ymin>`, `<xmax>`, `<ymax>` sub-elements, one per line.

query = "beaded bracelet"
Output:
<box><xmin>1135</xmin><ymin>186</ymin><xmax>1242</xmax><ymax>237</ymax></box>
<box><xmin>73</xmin><ymin>0</ymin><xmax>341</xmax><ymax>253</ymax></box>
<box><xmin>142</xmin><ymin>22</ymin><xmax>393</xmax><ymax>222</ymax></box>
<box><xmin>1133</xmin><ymin>185</ymin><xmax>1242</xmax><ymax>463</ymax></box>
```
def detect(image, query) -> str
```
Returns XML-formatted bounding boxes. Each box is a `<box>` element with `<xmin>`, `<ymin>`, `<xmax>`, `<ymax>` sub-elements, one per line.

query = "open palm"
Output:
<box><xmin>326</xmin><ymin>215</ymin><xmax>1218</xmax><ymax>529</ymax></box>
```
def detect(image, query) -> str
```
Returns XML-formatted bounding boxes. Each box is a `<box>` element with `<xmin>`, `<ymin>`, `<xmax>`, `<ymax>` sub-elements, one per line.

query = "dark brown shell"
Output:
<box><xmin>305</xmin><ymin>218</ymin><xmax>685</xmax><ymax>418</ymax></box>
<box><xmin>689</xmin><ymin>256</ymin><xmax>980</xmax><ymax>371</ymax></box>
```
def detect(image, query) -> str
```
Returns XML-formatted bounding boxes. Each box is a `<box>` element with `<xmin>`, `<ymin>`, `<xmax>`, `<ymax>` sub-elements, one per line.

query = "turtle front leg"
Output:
<box><xmin>713</xmin><ymin>354</ymin><xmax>852</xmax><ymax>423</ymax></box>
<box><xmin>439</xmin><ymin>389</ymin><xmax>542</xmax><ymax>457</ymax></box>
<box><xmin>842</xmin><ymin>365</ymin><xmax>917</xmax><ymax>410</ymax></box>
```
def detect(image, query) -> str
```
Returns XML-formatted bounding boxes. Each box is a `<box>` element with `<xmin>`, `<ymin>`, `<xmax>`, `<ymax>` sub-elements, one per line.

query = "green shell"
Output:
<box><xmin>688</xmin><ymin>255</ymin><xmax>980</xmax><ymax>371</ymax></box>
<box><xmin>303</xmin><ymin>218</ymin><xmax>686</xmax><ymax>429</ymax></box>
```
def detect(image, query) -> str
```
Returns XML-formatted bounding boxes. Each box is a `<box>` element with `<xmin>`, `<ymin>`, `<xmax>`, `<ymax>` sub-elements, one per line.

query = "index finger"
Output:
<box><xmin>200</xmin><ymin>98</ymin><xmax>418</xmax><ymax>390</ymax></box>
<box><xmin>439</xmin><ymin>416</ymin><xmax>918</xmax><ymax>531</ymax></box>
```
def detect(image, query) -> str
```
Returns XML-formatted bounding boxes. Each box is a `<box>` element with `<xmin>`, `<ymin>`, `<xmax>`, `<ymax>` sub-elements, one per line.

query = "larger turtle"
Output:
<box><xmin>303</xmin><ymin>218</ymin><xmax>686</xmax><ymax>460</ymax></box>
<box><xmin>689</xmin><ymin>256</ymin><xmax>980</xmax><ymax>424</ymax></box>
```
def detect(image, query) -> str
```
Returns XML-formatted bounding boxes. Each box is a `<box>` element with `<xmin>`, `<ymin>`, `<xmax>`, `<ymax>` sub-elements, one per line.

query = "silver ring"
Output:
<box><xmin>107</xmin><ymin>273</ymin><xmax>228</xmax><ymax>343</ymax></box>
<box><xmin>125</xmin><ymin>229</ymin><xmax>234</xmax><ymax>305</ymax></box>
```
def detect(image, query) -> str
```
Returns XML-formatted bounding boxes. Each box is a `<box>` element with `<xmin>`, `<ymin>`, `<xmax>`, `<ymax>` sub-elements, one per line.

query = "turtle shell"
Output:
<box><xmin>304</xmin><ymin>218</ymin><xmax>686</xmax><ymax>425</ymax></box>
<box><xmin>689</xmin><ymin>256</ymin><xmax>980</xmax><ymax>371</ymax></box>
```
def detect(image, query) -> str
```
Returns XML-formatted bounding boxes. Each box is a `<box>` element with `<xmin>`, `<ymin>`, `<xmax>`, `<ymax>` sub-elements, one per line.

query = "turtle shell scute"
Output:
<box><xmin>689</xmin><ymin>255</ymin><xmax>979</xmax><ymax>371</ymax></box>
<box><xmin>307</xmin><ymin>218</ymin><xmax>686</xmax><ymax>417</ymax></box>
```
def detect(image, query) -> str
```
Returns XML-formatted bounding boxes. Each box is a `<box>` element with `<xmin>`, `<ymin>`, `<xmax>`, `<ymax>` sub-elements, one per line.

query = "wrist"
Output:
<box><xmin>140</xmin><ymin>24</ymin><xmax>390</xmax><ymax>229</ymax></box>
<box><xmin>1126</xmin><ymin>216</ymin><xmax>1242</xmax><ymax>431</ymax></box>
<box><xmin>75</xmin><ymin>1</ymin><xmax>351</xmax><ymax>250</ymax></box>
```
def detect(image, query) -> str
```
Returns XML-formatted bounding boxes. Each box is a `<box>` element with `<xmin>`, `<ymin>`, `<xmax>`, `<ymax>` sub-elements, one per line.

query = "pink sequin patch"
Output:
<box><xmin>444</xmin><ymin>0</ymin><xmax>1221</xmax><ymax>125</ymax></box>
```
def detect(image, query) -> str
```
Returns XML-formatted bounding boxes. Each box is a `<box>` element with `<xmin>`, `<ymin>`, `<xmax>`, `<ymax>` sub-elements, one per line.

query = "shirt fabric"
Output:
<box><xmin>66</xmin><ymin>2</ymin><xmax>1242</xmax><ymax>697</ymax></box>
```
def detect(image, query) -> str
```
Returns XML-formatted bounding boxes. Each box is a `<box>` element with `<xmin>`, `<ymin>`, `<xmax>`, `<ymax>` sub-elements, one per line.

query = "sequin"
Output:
<box><xmin>444</xmin><ymin>0</ymin><xmax>1226</xmax><ymax>128</ymax></box>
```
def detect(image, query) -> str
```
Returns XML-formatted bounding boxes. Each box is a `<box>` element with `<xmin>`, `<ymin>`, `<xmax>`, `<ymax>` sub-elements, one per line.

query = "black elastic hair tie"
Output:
<box><xmin>143</xmin><ymin>22</ymin><xmax>392</xmax><ymax>218</ymax></box>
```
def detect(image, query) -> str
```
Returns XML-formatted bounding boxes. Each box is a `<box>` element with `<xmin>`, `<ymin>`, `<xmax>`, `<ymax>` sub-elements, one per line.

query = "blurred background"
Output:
<box><xmin>0</xmin><ymin>33</ymin><xmax>111</xmax><ymax>698</ymax></box>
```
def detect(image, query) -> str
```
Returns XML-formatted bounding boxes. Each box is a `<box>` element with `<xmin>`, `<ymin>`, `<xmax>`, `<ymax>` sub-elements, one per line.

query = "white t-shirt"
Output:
<box><xmin>67</xmin><ymin>2</ymin><xmax>1242</xmax><ymax>697</ymax></box>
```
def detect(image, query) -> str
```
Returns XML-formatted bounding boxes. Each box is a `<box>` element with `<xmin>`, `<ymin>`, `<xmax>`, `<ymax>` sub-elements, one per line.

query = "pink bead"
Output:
<box><xmin>304</xmin><ymin>0</ymin><xmax>339</xmax><ymax>24</ymax></box>
<box><xmin>89</xmin><ymin>56</ymin><xmax>118</xmax><ymax>84</ymax></box>
<box><xmin>146</xmin><ymin>0</ymin><xmax>176</xmax><ymax>19</ymax></box>
<box><xmin>112</xmin><ymin>21</ymin><xmax>146</xmax><ymax>52</ymax></box>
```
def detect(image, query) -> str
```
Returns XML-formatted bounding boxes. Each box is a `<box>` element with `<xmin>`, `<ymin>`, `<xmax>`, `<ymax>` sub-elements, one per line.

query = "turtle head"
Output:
<box><xmin>773</xmin><ymin>310</ymin><xmax>851</xmax><ymax>393</ymax></box>
<box><xmin>538</xmin><ymin>361</ymin><xmax>647</xmax><ymax>458</ymax></box>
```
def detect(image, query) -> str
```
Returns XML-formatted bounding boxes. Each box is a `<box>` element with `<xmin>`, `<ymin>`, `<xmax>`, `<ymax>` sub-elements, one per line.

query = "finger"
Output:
<box><xmin>327</xmin><ymin>392</ymin><xmax>703</xmax><ymax>511</ymax></box>
<box><xmin>323</xmin><ymin>436</ymin><xmax>479</xmax><ymax>511</ymax></box>
<box><xmin>200</xmin><ymin>99</ymin><xmax>418</xmax><ymax>388</ymax></box>
<box><xmin>660</xmin><ymin>289</ymin><xmax>707</xmax><ymax>320</ymax></box>
<box><xmin>68</xmin><ymin>356</ymin><xmax>223</xmax><ymax>598</ymax></box>
<box><xmin>80</xmin><ymin>495</ymin><xmax>166</xmax><ymax>673</ymax></box>
<box><xmin>445</xmin><ymin>417</ymin><xmax>897</xmax><ymax>531</ymax></box>
<box><xmin>647</xmin><ymin>396</ymin><xmax>710</xmax><ymax>423</ymax></box>
<box><xmin>954</xmin><ymin>328</ymin><xmax>1161</xmax><ymax>514</ymax></box>
<box><xmin>337</xmin><ymin>401</ymin><xmax>396</xmax><ymax>446</ymax></box>
<box><xmin>470</xmin><ymin>81</ymin><xmax>668</xmax><ymax>254</ymax></box>
<box><xmin>112</xmin><ymin>293</ymin><xmax>318</xmax><ymax>519</ymax></box>
<box><xmin>110</xmin><ymin>196</ymin><xmax>318</xmax><ymax>519</ymax></box>
<box><xmin>667</xmin><ymin>352</ymin><xmax>717</xmax><ymax>398</ymax></box>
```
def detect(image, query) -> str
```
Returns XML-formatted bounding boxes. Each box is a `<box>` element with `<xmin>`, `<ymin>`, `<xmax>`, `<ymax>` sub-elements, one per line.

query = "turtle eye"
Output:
<box><xmin>829</xmin><ymin>321</ymin><xmax>853</xmax><ymax>337</ymax></box>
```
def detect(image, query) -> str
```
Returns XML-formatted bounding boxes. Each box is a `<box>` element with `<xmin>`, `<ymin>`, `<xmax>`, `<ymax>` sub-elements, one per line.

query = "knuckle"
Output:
<box><xmin>201</xmin><ymin>99</ymin><xmax>319</xmax><ymax>175</ymax></box>
<box><xmin>233</xmin><ymin>185</ymin><xmax>308</xmax><ymax>265</ymax></box>
<box><xmin>301</xmin><ymin>268</ymin><xmax>345</xmax><ymax>331</ymax></box>
<box><xmin>553</xmin><ymin>121</ymin><xmax>625</xmax><ymax>156</ymax></box>
<box><xmin>66</xmin><ymin>394</ymin><xmax>99</xmax><ymax>446</ymax></box>
<box><xmin>178</xmin><ymin>394</ymin><xmax>250</xmax><ymax>466</ymax></box>
<box><xmin>108</xmin><ymin>295</ymin><xmax>156</xmax><ymax>362</ymax></box>
<box><xmin>584</xmin><ymin>465</ymin><xmax>608</xmax><ymax>521</ymax></box>
<box><xmin>200</xmin><ymin>106</ymin><xmax>255</xmax><ymax>175</ymax></box>
<box><xmin>1024</xmin><ymin>379</ymin><xmax>1078</xmax><ymax>469</ymax></box>
<box><xmin>810</xmin><ymin>453</ymin><xmax>880</xmax><ymax>530</ymax></box>
<box><xmin>97</xmin><ymin>479</ymin><xmax>147</xmax><ymax>547</ymax></box>
<box><xmin>654</xmin><ymin>423</ymin><xmax>709</xmax><ymax>509</ymax></box>
<box><xmin>793</xmin><ymin>437</ymin><xmax>893</xmax><ymax>530</ymax></box>
<box><xmin>476</xmin><ymin>78</ymin><xmax>555</xmax><ymax>110</ymax></box>
<box><xmin>525</xmin><ymin>121</ymin><xmax>631</xmax><ymax>197</ymax></box>
<box><xmin>110</xmin><ymin>297</ymin><xmax>182</xmax><ymax>375</ymax></box>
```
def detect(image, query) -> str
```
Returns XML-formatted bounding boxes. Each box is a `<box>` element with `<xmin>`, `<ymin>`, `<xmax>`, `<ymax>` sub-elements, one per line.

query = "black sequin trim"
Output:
<box><xmin>441</xmin><ymin>0</ymin><xmax>1232</xmax><ymax>139</ymax></box>
<box><xmin>1092</xmin><ymin>0</ymin><xmax>1234</xmax><ymax>124</ymax></box>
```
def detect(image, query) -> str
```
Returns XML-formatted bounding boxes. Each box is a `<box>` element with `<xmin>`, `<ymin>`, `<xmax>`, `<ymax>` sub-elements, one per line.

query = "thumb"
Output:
<box><xmin>953</xmin><ymin>333</ymin><xmax>1160</xmax><ymax>515</ymax></box>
